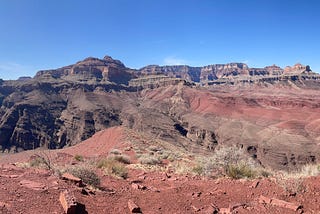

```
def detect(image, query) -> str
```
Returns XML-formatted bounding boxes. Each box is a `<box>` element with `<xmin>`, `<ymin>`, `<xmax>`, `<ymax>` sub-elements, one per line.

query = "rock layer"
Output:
<box><xmin>0</xmin><ymin>55</ymin><xmax>320</xmax><ymax>169</ymax></box>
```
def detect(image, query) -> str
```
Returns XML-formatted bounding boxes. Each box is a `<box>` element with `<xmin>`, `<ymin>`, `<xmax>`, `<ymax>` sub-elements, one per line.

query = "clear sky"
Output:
<box><xmin>0</xmin><ymin>0</ymin><xmax>319</xmax><ymax>80</ymax></box>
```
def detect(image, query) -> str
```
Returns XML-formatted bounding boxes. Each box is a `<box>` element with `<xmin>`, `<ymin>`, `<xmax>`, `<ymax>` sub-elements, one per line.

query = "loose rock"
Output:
<box><xmin>128</xmin><ymin>199</ymin><xmax>142</xmax><ymax>213</ymax></box>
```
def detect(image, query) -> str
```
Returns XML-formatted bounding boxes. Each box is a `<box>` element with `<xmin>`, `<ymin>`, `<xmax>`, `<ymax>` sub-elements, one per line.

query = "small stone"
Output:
<box><xmin>219</xmin><ymin>207</ymin><xmax>232</xmax><ymax>214</ymax></box>
<box><xmin>258</xmin><ymin>195</ymin><xmax>272</xmax><ymax>204</ymax></box>
<box><xmin>61</xmin><ymin>173</ymin><xmax>83</xmax><ymax>187</ymax></box>
<box><xmin>250</xmin><ymin>180</ymin><xmax>259</xmax><ymax>188</ymax></box>
<box><xmin>19</xmin><ymin>179</ymin><xmax>46</xmax><ymax>191</ymax></box>
<box><xmin>131</xmin><ymin>183</ymin><xmax>147</xmax><ymax>190</ymax></box>
<box><xmin>191</xmin><ymin>205</ymin><xmax>200</xmax><ymax>211</ymax></box>
<box><xmin>128</xmin><ymin>199</ymin><xmax>142</xmax><ymax>213</ymax></box>
<box><xmin>270</xmin><ymin>198</ymin><xmax>302</xmax><ymax>211</ymax></box>
<box><xmin>59</xmin><ymin>190</ymin><xmax>77</xmax><ymax>214</ymax></box>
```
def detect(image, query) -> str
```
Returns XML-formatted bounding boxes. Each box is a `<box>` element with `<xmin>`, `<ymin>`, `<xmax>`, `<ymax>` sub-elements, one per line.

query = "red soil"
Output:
<box><xmin>62</xmin><ymin>126</ymin><xmax>126</xmax><ymax>157</ymax></box>
<box><xmin>1</xmin><ymin>162</ymin><xmax>319</xmax><ymax>213</ymax></box>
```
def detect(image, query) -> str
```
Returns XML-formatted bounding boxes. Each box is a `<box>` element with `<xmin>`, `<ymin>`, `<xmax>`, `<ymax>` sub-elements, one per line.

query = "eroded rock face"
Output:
<box><xmin>138</xmin><ymin>62</ymin><xmax>290</xmax><ymax>84</ymax></box>
<box><xmin>0</xmin><ymin>80</ymin><xmax>124</xmax><ymax>152</ymax></box>
<box><xmin>35</xmin><ymin>55</ymin><xmax>136</xmax><ymax>85</ymax></box>
<box><xmin>128</xmin><ymin>75</ymin><xmax>189</xmax><ymax>88</ymax></box>
<box><xmin>284</xmin><ymin>63</ymin><xmax>311</xmax><ymax>74</ymax></box>
<box><xmin>1</xmin><ymin>55</ymin><xmax>320</xmax><ymax>170</ymax></box>
<box><xmin>186</xmin><ymin>127</ymin><xmax>218</xmax><ymax>150</ymax></box>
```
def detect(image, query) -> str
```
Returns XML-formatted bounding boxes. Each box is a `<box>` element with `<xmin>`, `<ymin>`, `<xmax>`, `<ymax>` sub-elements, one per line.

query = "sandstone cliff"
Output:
<box><xmin>1</xmin><ymin>55</ymin><xmax>320</xmax><ymax>170</ymax></box>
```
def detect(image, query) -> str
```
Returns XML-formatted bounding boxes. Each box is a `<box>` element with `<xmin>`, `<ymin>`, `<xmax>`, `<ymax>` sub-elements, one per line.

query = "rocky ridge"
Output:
<box><xmin>0</xmin><ymin>55</ymin><xmax>320</xmax><ymax>170</ymax></box>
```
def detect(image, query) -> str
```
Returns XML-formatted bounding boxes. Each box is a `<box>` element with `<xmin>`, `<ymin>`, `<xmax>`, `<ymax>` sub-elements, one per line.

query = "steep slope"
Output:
<box><xmin>0</xmin><ymin>55</ymin><xmax>320</xmax><ymax>170</ymax></box>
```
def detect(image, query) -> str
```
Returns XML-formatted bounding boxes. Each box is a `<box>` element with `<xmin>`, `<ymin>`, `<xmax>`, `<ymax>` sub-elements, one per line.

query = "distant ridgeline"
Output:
<box><xmin>27</xmin><ymin>55</ymin><xmax>319</xmax><ymax>89</ymax></box>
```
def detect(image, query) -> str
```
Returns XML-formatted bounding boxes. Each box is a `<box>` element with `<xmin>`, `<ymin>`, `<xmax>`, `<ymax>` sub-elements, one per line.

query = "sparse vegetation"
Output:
<box><xmin>193</xmin><ymin>145</ymin><xmax>260</xmax><ymax>179</ymax></box>
<box><xmin>110</xmin><ymin>154</ymin><xmax>131</xmax><ymax>164</ymax></box>
<box><xmin>276</xmin><ymin>175</ymin><xmax>305</xmax><ymax>195</ymax></box>
<box><xmin>139</xmin><ymin>154</ymin><xmax>161</xmax><ymax>165</ymax></box>
<box><xmin>148</xmin><ymin>145</ymin><xmax>162</xmax><ymax>152</ymax></box>
<box><xmin>259</xmin><ymin>169</ymin><xmax>272</xmax><ymax>178</ymax></box>
<box><xmin>29</xmin><ymin>151</ymin><xmax>53</xmax><ymax>171</ymax></box>
<box><xmin>97</xmin><ymin>158</ymin><xmax>128</xmax><ymax>179</ymax></box>
<box><xmin>275</xmin><ymin>164</ymin><xmax>320</xmax><ymax>195</ymax></box>
<box><xmin>226</xmin><ymin>164</ymin><xmax>256</xmax><ymax>179</ymax></box>
<box><xmin>109</xmin><ymin>149</ymin><xmax>122</xmax><ymax>155</ymax></box>
<box><xmin>192</xmin><ymin>164</ymin><xmax>205</xmax><ymax>176</ymax></box>
<box><xmin>67</xmin><ymin>166</ymin><xmax>100</xmax><ymax>187</ymax></box>
<box><xmin>74</xmin><ymin>154</ymin><xmax>84</xmax><ymax>162</ymax></box>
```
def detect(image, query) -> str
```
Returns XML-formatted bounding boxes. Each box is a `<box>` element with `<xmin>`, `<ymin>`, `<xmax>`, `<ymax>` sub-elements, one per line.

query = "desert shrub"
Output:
<box><xmin>110</xmin><ymin>154</ymin><xmax>131</xmax><ymax>164</ymax></box>
<box><xmin>139</xmin><ymin>154</ymin><xmax>161</xmax><ymax>165</ymax></box>
<box><xmin>299</xmin><ymin>164</ymin><xmax>320</xmax><ymax>177</ymax></box>
<box><xmin>275</xmin><ymin>164</ymin><xmax>320</xmax><ymax>195</ymax></box>
<box><xmin>29</xmin><ymin>152</ymin><xmax>53</xmax><ymax>171</ymax></box>
<box><xmin>74</xmin><ymin>154</ymin><xmax>84</xmax><ymax>162</ymax></box>
<box><xmin>109</xmin><ymin>149</ymin><xmax>122</xmax><ymax>155</ymax></box>
<box><xmin>260</xmin><ymin>169</ymin><xmax>272</xmax><ymax>178</ymax></box>
<box><xmin>276</xmin><ymin>176</ymin><xmax>305</xmax><ymax>195</ymax></box>
<box><xmin>200</xmin><ymin>145</ymin><xmax>259</xmax><ymax>178</ymax></box>
<box><xmin>110</xmin><ymin>163</ymin><xmax>128</xmax><ymax>179</ymax></box>
<box><xmin>169</xmin><ymin>161</ymin><xmax>193</xmax><ymax>174</ymax></box>
<box><xmin>67</xmin><ymin>166</ymin><xmax>100</xmax><ymax>187</ymax></box>
<box><xmin>148</xmin><ymin>145</ymin><xmax>162</xmax><ymax>152</ymax></box>
<box><xmin>97</xmin><ymin>158</ymin><xmax>128</xmax><ymax>179</ymax></box>
<box><xmin>192</xmin><ymin>164</ymin><xmax>205</xmax><ymax>176</ymax></box>
<box><xmin>159</xmin><ymin>150</ymin><xmax>170</xmax><ymax>160</ymax></box>
<box><xmin>226</xmin><ymin>164</ymin><xmax>256</xmax><ymax>179</ymax></box>
<box><xmin>210</xmin><ymin>145</ymin><xmax>257</xmax><ymax>168</ymax></box>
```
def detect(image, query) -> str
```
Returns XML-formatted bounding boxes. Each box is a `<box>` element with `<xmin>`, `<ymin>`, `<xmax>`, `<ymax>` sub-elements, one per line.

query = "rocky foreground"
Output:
<box><xmin>1</xmin><ymin>126</ymin><xmax>319</xmax><ymax>213</ymax></box>
<box><xmin>2</xmin><ymin>162</ymin><xmax>318</xmax><ymax>214</ymax></box>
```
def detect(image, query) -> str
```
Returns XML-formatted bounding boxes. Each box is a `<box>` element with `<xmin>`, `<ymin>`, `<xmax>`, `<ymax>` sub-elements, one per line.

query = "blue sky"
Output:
<box><xmin>0</xmin><ymin>0</ymin><xmax>319</xmax><ymax>80</ymax></box>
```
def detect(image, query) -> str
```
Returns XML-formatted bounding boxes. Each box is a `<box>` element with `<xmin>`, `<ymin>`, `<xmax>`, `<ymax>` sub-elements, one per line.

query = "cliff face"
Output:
<box><xmin>128</xmin><ymin>75</ymin><xmax>189</xmax><ymax>88</ymax></box>
<box><xmin>284</xmin><ymin>63</ymin><xmax>311</xmax><ymax>74</ymax></box>
<box><xmin>138</xmin><ymin>62</ymin><xmax>311</xmax><ymax>84</ymax></box>
<box><xmin>1</xmin><ymin>55</ymin><xmax>320</xmax><ymax>170</ymax></box>
<box><xmin>35</xmin><ymin>55</ymin><xmax>136</xmax><ymax>85</ymax></box>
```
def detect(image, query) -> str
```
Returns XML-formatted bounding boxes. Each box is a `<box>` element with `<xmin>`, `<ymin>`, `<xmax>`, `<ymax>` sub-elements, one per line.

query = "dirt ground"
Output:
<box><xmin>0</xmin><ymin>127</ymin><xmax>319</xmax><ymax>213</ymax></box>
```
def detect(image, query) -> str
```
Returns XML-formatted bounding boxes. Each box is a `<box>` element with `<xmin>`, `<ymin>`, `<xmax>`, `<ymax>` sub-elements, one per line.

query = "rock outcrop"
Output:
<box><xmin>138</xmin><ymin>62</ymin><xmax>312</xmax><ymax>85</ymax></box>
<box><xmin>35</xmin><ymin>55</ymin><xmax>136</xmax><ymax>85</ymax></box>
<box><xmin>284</xmin><ymin>63</ymin><xmax>311</xmax><ymax>74</ymax></box>
<box><xmin>0</xmin><ymin>55</ymin><xmax>320</xmax><ymax>170</ymax></box>
<box><xmin>128</xmin><ymin>75</ymin><xmax>188</xmax><ymax>88</ymax></box>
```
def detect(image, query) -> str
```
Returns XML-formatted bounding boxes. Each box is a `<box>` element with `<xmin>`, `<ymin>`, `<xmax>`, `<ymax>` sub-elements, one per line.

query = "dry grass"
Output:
<box><xmin>66</xmin><ymin>166</ymin><xmax>100</xmax><ymax>187</ymax></box>
<box><xmin>110</xmin><ymin>154</ymin><xmax>131</xmax><ymax>164</ymax></box>
<box><xmin>193</xmin><ymin>145</ymin><xmax>261</xmax><ymax>179</ymax></box>
<box><xmin>109</xmin><ymin>149</ymin><xmax>122</xmax><ymax>155</ymax></box>
<box><xmin>226</xmin><ymin>164</ymin><xmax>256</xmax><ymax>179</ymax></box>
<box><xmin>192</xmin><ymin>164</ymin><xmax>205</xmax><ymax>176</ymax></box>
<box><xmin>97</xmin><ymin>158</ymin><xmax>128</xmax><ymax>179</ymax></box>
<box><xmin>138</xmin><ymin>154</ymin><xmax>161</xmax><ymax>165</ymax></box>
<box><xmin>29</xmin><ymin>151</ymin><xmax>54</xmax><ymax>171</ymax></box>
<box><xmin>74</xmin><ymin>154</ymin><xmax>84</xmax><ymax>162</ymax></box>
<box><xmin>275</xmin><ymin>164</ymin><xmax>320</xmax><ymax>195</ymax></box>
